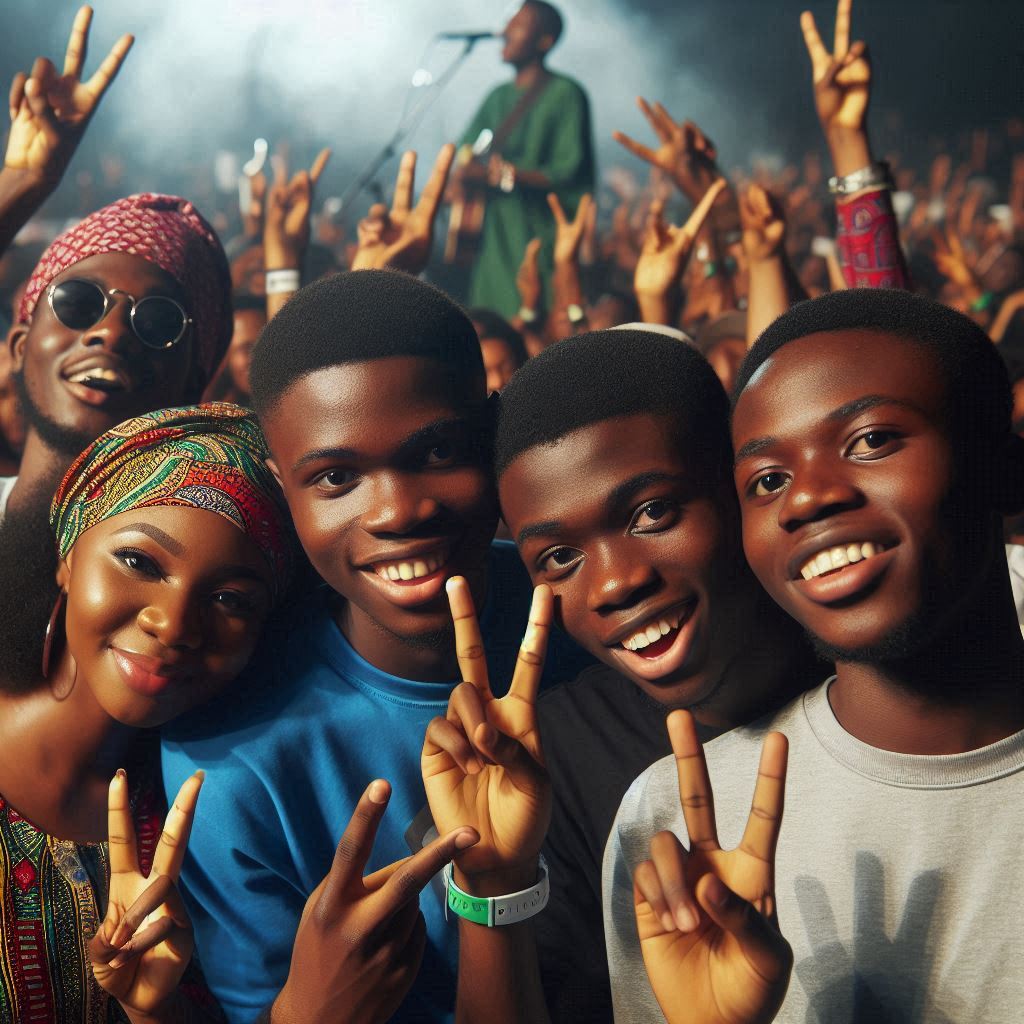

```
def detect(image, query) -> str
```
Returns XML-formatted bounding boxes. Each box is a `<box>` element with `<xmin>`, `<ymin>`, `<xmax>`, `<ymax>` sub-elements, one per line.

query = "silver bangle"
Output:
<box><xmin>827</xmin><ymin>161</ymin><xmax>894</xmax><ymax>196</ymax></box>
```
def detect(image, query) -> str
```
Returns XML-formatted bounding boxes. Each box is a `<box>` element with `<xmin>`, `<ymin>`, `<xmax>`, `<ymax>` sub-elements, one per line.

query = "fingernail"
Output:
<box><xmin>194</xmin><ymin>769</ymin><xmax>206</xmax><ymax>781</ymax></box>
<box><xmin>368</xmin><ymin>780</ymin><xmax>389</xmax><ymax>804</ymax></box>
<box><xmin>455</xmin><ymin>829</ymin><xmax>477</xmax><ymax>850</ymax></box>
<box><xmin>109</xmin><ymin>954</ymin><xmax>125</xmax><ymax>969</ymax></box>
<box><xmin>675</xmin><ymin>904</ymin><xmax>699</xmax><ymax>932</ymax></box>
<box><xmin>115</xmin><ymin>768</ymin><xmax>126</xmax><ymax>780</ymax></box>
<box><xmin>660</xmin><ymin>912</ymin><xmax>676</xmax><ymax>932</ymax></box>
<box><xmin>704</xmin><ymin>874</ymin><xmax>729</xmax><ymax>909</ymax></box>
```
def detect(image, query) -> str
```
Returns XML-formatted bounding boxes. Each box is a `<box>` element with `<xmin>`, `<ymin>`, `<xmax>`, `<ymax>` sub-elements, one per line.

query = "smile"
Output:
<box><xmin>66</xmin><ymin>365</ymin><xmax>129</xmax><ymax>392</ymax></box>
<box><xmin>373</xmin><ymin>550</ymin><xmax>448</xmax><ymax>583</ymax></box>
<box><xmin>621</xmin><ymin>604</ymin><xmax>689</xmax><ymax>652</ymax></box>
<box><xmin>799</xmin><ymin>541</ymin><xmax>890</xmax><ymax>581</ymax></box>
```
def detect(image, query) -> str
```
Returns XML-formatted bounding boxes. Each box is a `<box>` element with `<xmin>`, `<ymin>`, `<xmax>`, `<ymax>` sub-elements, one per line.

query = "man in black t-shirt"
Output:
<box><xmin>493</xmin><ymin>329</ymin><xmax>821</xmax><ymax>1021</ymax></box>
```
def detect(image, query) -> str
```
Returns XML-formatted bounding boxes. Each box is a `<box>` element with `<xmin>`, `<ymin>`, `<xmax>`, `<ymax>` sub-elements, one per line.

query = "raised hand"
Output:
<box><xmin>548</xmin><ymin>192</ymin><xmax>593</xmax><ymax>267</ymax></box>
<box><xmin>273</xmin><ymin>780</ymin><xmax>478</xmax><ymax>1024</ymax></box>
<box><xmin>614</xmin><ymin>101</ymin><xmax>722</xmax><ymax>207</ymax></box>
<box><xmin>89</xmin><ymin>770</ymin><xmax>203</xmax><ymax>1019</ymax></box>
<box><xmin>634</xmin><ymin>178</ymin><xmax>726</xmax><ymax>324</ymax></box>
<box><xmin>422</xmin><ymin>579</ymin><xmax>552</xmax><ymax>888</ymax></box>
<box><xmin>801</xmin><ymin>0</ymin><xmax>871</xmax><ymax>171</ymax></box>
<box><xmin>264</xmin><ymin>147</ymin><xmax>331</xmax><ymax>268</ymax></box>
<box><xmin>740</xmin><ymin>184</ymin><xmax>786</xmax><ymax>264</ymax></box>
<box><xmin>633</xmin><ymin>711</ymin><xmax>792</xmax><ymax>1024</ymax></box>
<box><xmin>350</xmin><ymin>145</ymin><xmax>455</xmax><ymax>273</ymax></box>
<box><xmin>516</xmin><ymin>237</ymin><xmax>543</xmax><ymax>314</ymax></box>
<box><xmin>5</xmin><ymin>6</ymin><xmax>133</xmax><ymax>185</ymax></box>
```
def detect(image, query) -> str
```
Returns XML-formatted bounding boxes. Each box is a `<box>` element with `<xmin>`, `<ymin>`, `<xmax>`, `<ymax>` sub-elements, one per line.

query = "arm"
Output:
<box><xmin>1</xmin><ymin>6</ymin><xmax>133</xmax><ymax>255</ymax></box>
<box><xmin>512</xmin><ymin>237</ymin><xmax>548</xmax><ymax>355</ymax></box>
<box><xmin>547</xmin><ymin>192</ymin><xmax>592</xmax><ymax>338</ymax></box>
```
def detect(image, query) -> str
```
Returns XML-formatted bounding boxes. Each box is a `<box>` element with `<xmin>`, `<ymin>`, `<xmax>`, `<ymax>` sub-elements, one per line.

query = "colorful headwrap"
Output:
<box><xmin>19</xmin><ymin>194</ymin><xmax>232</xmax><ymax>385</ymax></box>
<box><xmin>50</xmin><ymin>403</ymin><xmax>291</xmax><ymax>593</ymax></box>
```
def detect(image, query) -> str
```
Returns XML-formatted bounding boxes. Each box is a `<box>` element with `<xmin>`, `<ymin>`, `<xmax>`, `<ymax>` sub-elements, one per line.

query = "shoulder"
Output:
<box><xmin>544</xmin><ymin>72</ymin><xmax>590</xmax><ymax>106</ymax></box>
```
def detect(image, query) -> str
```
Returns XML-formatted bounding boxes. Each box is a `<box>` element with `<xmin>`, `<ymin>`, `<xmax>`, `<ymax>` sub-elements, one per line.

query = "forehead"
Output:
<box><xmin>263</xmin><ymin>355</ymin><xmax>477</xmax><ymax>455</ymax></box>
<box><xmin>733</xmin><ymin>329</ymin><xmax>947</xmax><ymax>446</ymax></box>
<box><xmin>52</xmin><ymin>252</ymin><xmax>186</xmax><ymax>303</ymax></box>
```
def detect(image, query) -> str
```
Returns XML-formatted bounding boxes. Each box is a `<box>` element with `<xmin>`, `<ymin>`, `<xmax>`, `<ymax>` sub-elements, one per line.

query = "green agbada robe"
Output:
<box><xmin>460</xmin><ymin>71</ymin><xmax>595</xmax><ymax>318</ymax></box>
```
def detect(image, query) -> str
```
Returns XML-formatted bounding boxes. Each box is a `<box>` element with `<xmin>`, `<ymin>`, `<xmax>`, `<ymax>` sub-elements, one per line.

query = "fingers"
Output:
<box><xmin>9</xmin><ymin>72</ymin><xmax>26</xmax><ymax>123</ymax></box>
<box><xmin>650</xmin><ymin>829</ymin><xmax>701</xmax><ymax>932</ymax></box>
<box><xmin>374</xmin><ymin>826</ymin><xmax>479</xmax><ymax>919</ymax></box>
<box><xmin>108</xmin><ymin>873</ymin><xmax>175</xmax><ymax>952</ymax></box>
<box><xmin>696</xmin><ymin>873</ymin><xmax>793</xmax><ymax>985</ymax></box>
<box><xmin>507</xmin><ymin>584</ymin><xmax>553</xmax><ymax>705</ymax></box>
<box><xmin>573</xmin><ymin>193</ymin><xmax>595</xmax><ymax>231</ymax></box>
<box><xmin>738</xmin><ymin>732</ymin><xmax>788</xmax><ymax>866</ymax></box>
<box><xmin>106</xmin><ymin>769</ymin><xmax>139</xmax><ymax>877</ymax></box>
<box><xmin>633</xmin><ymin>861</ymin><xmax>674</xmax><ymax>934</ymax></box>
<box><xmin>320</xmin><ymin>779</ymin><xmax>392</xmax><ymax>910</ymax></box>
<box><xmin>546</xmin><ymin>191</ymin><xmax>567</xmax><ymax>226</ymax></box>
<box><xmin>84</xmin><ymin>33</ymin><xmax>134</xmax><ymax>102</ymax></box>
<box><xmin>800</xmin><ymin>10</ymin><xmax>830</xmax><ymax>74</ymax></box>
<box><xmin>446</xmin><ymin>576</ymin><xmax>491</xmax><ymax>696</ymax></box>
<box><xmin>23</xmin><ymin>74</ymin><xmax>59</xmax><ymax>143</ymax></box>
<box><xmin>446</xmin><ymin>682</ymin><xmax>489</xmax><ymax>760</ymax></box>
<box><xmin>636</xmin><ymin>97</ymin><xmax>671</xmax><ymax>143</ymax></box>
<box><xmin>272</xmin><ymin>152</ymin><xmax>288</xmax><ymax>189</ymax></box>
<box><xmin>309</xmin><ymin>147</ymin><xmax>331</xmax><ymax>185</ymax></box>
<box><xmin>678</xmin><ymin>177</ymin><xmax>727</xmax><ymax>249</ymax></box>
<box><xmin>424</xmin><ymin>710</ymin><xmax>484</xmax><ymax>777</ymax></box>
<box><xmin>523</xmin><ymin>237</ymin><xmax>542</xmax><ymax>267</ymax></box>
<box><xmin>833</xmin><ymin>0</ymin><xmax>852</xmax><ymax>58</ymax></box>
<box><xmin>612</xmin><ymin>131</ymin><xmax>658</xmax><ymax>167</ymax></box>
<box><xmin>107</xmin><ymin>916</ymin><xmax>177</xmax><ymax>969</ymax></box>
<box><xmin>644</xmin><ymin>197</ymin><xmax>667</xmax><ymax>250</ymax></box>
<box><xmin>63</xmin><ymin>6</ymin><xmax>92</xmax><ymax>79</ymax></box>
<box><xmin>416</xmin><ymin>143</ymin><xmax>456</xmax><ymax>221</ymax></box>
<box><xmin>151</xmin><ymin>770</ymin><xmax>204</xmax><ymax>880</ymax></box>
<box><xmin>393</xmin><ymin>150</ymin><xmax>417</xmax><ymax>215</ymax></box>
<box><xmin>667</xmin><ymin>709</ymin><xmax>719</xmax><ymax>851</ymax></box>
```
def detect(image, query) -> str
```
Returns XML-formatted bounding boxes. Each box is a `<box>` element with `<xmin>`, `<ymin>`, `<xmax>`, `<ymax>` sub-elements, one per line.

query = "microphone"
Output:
<box><xmin>436</xmin><ymin>30</ymin><xmax>500</xmax><ymax>42</ymax></box>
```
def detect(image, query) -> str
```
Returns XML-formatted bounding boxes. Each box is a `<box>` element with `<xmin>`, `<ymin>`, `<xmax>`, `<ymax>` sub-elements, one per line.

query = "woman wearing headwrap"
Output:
<box><xmin>0</xmin><ymin>403</ymin><xmax>291</xmax><ymax>1024</ymax></box>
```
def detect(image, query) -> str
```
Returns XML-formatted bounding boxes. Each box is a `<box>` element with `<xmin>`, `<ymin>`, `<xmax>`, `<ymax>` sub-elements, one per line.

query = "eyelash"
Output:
<box><xmin>115</xmin><ymin>547</ymin><xmax>162</xmax><ymax>578</ymax></box>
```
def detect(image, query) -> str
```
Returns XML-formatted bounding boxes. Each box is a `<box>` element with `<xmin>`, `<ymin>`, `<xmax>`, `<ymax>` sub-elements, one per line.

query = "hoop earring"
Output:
<box><xmin>41</xmin><ymin>589</ymin><xmax>66</xmax><ymax>680</ymax></box>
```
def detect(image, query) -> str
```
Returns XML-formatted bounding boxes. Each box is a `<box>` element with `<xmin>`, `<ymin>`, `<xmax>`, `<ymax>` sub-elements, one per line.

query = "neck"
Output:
<box><xmin>0</xmin><ymin>647</ymin><xmax>137</xmax><ymax>840</ymax></box>
<box><xmin>829</xmin><ymin>552</ymin><xmax>1024</xmax><ymax>754</ymax></box>
<box><xmin>514</xmin><ymin>59</ymin><xmax>547</xmax><ymax>88</ymax></box>
<box><xmin>8</xmin><ymin>429</ymin><xmax>74</xmax><ymax>513</ymax></box>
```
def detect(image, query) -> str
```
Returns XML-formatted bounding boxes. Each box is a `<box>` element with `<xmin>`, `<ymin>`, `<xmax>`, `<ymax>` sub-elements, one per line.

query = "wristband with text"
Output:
<box><xmin>443</xmin><ymin>856</ymin><xmax>549</xmax><ymax>927</ymax></box>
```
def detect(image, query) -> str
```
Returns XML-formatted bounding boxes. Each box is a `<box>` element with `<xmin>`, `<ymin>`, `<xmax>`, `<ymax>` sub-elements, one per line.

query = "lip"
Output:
<box><xmin>359</xmin><ymin>540</ymin><xmax>459</xmax><ymax>610</ymax></box>
<box><xmin>792</xmin><ymin>544</ymin><xmax>898</xmax><ymax>606</ymax></box>
<box><xmin>607</xmin><ymin>599</ymin><xmax>701</xmax><ymax>683</ymax></box>
<box><xmin>605</xmin><ymin>597</ymin><xmax>696</xmax><ymax>649</ymax></box>
<box><xmin>110</xmin><ymin>648</ymin><xmax>188</xmax><ymax>698</ymax></box>
<box><xmin>785</xmin><ymin>529</ymin><xmax>898</xmax><ymax>582</ymax></box>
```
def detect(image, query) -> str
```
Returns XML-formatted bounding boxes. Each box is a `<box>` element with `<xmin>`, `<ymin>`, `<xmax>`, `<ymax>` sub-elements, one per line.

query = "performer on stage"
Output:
<box><xmin>452</xmin><ymin>1</ymin><xmax>594</xmax><ymax>320</ymax></box>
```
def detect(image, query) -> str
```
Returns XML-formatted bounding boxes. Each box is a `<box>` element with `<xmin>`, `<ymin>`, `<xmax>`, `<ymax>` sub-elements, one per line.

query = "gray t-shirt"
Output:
<box><xmin>604</xmin><ymin>680</ymin><xmax>1024</xmax><ymax>1024</ymax></box>
<box><xmin>0</xmin><ymin>474</ymin><xmax>14</xmax><ymax>526</ymax></box>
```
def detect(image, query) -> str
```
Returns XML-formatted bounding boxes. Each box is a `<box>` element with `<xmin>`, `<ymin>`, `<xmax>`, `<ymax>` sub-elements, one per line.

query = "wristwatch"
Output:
<box><xmin>566</xmin><ymin>303</ymin><xmax>586</xmax><ymax>326</ymax></box>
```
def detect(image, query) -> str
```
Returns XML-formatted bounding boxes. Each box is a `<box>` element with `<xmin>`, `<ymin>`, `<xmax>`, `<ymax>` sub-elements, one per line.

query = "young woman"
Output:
<box><xmin>0</xmin><ymin>402</ymin><xmax>292</xmax><ymax>1024</ymax></box>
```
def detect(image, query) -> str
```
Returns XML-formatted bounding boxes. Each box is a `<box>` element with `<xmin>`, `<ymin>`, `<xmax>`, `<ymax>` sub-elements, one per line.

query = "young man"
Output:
<box><xmin>453</xmin><ymin>1</ymin><xmax>594</xmax><ymax>318</ymax></box>
<box><xmin>161</xmin><ymin>270</ymin><xmax>587</xmax><ymax>1024</ymax></box>
<box><xmin>492</xmin><ymin>329</ymin><xmax>820</xmax><ymax>1020</ymax></box>
<box><xmin>605</xmin><ymin>289</ymin><xmax>1024</xmax><ymax>1022</ymax></box>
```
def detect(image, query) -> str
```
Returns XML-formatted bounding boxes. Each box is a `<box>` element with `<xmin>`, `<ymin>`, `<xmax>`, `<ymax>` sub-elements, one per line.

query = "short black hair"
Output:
<box><xmin>469</xmin><ymin>307</ymin><xmax>529</xmax><ymax>368</ymax></box>
<box><xmin>524</xmin><ymin>0</ymin><xmax>564</xmax><ymax>45</ymax></box>
<box><xmin>494</xmin><ymin>328</ymin><xmax>731</xmax><ymax>479</ymax></box>
<box><xmin>249</xmin><ymin>270</ymin><xmax>484</xmax><ymax>418</ymax></box>
<box><xmin>734</xmin><ymin>289</ymin><xmax>1013</xmax><ymax>443</ymax></box>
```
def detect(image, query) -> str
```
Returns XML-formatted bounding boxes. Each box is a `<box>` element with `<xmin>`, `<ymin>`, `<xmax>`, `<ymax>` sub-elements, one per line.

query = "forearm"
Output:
<box><xmin>454</xmin><ymin>863</ymin><xmax>551</xmax><ymax>1024</ymax></box>
<box><xmin>635</xmin><ymin>288</ymin><xmax>679</xmax><ymax>327</ymax></box>
<box><xmin>264</xmin><ymin>242</ymin><xmax>302</xmax><ymax>321</ymax></box>
<box><xmin>746</xmin><ymin>258</ymin><xmax>794</xmax><ymax>346</ymax></box>
<box><xmin>835</xmin><ymin>186</ymin><xmax>911</xmax><ymax>290</ymax></box>
<box><xmin>0</xmin><ymin>166</ymin><xmax>52</xmax><ymax>258</ymax></box>
<box><xmin>123</xmin><ymin>991</ymin><xmax>223</xmax><ymax>1024</ymax></box>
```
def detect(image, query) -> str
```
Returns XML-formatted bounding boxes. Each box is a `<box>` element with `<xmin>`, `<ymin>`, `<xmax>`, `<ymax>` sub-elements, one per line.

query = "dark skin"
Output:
<box><xmin>6</xmin><ymin>252</ymin><xmax>198</xmax><ymax>513</ymax></box>
<box><xmin>478</xmin><ymin>335</ymin><xmax>521</xmax><ymax>394</ymax></box>
<box><xmin>262</xmin><ymin>356</ymin><xmax>498</xmax><ymax>682</ymax></box>
<box><xmin>227</xmin><ymin>307</ymin><xmax>265</xmax><ymax>398</ymax></box>
<box><xmin>499</xmin><ymin>413</ymin><xmax>812</xmax><ymax>721</ymax></box>
<box><xmin>733</xmin><ymin>329</ymin><xmax>1024</xmax><ymax>755</ymax></box>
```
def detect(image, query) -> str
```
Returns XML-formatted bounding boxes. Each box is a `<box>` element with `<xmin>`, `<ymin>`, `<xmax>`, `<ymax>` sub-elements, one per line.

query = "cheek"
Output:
<box><xmin>65</xmin><ymin>565</ymin><xmax>134</xmax><ymax>652</ymax></box>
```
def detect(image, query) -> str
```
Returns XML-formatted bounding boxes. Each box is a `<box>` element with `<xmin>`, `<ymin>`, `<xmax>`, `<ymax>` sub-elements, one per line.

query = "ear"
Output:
<box><xmin>266</xmin><ymin>457</ymin><xmax>283</xmax><ymax>488</ymax></box>
<box><xmin>7</xmin><ymin>322</ymin><xmax>31</xmax><ymax>372</ymax></box>
<box><xmin>537</xmin><ymin>32</ymin><xmax>556</xmax><ymax>55</ymax></box>
<box><xmin>56</xmin><ymin>555</ymin><xmax>71</xmax><ymax>590</ymax></box>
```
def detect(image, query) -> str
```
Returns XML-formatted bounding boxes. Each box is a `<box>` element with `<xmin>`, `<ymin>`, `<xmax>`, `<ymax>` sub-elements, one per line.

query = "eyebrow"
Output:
<box><xmin>291</xmin><ymin>417</ymin><xmax>468</xmax><ymax>472</ymax></box>
<box><xmin>111</xmin><ymin>522</ymin><xmax>185</xmax><ymax>557</ymax></box>
<box><xmin>734</xmin><ymin>394</ymin><xmax>924</xmax><ymax>465</ymax></box>
<box><xmin>516</xmin><ymin>519</ymin><xmax>563</xmax><ymax>546</ymax></box>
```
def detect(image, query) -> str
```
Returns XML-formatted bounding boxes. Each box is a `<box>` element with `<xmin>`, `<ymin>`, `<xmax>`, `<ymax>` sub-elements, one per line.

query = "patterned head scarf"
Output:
<box><xmin>50</xmin><ymin>403</ymin><xmax>291</xmax><ymax>593</ymax></box>
<box><xmin>19</xmin><ymin>194</ymin><xmax>232</xmax><ymax>385</ymax></box>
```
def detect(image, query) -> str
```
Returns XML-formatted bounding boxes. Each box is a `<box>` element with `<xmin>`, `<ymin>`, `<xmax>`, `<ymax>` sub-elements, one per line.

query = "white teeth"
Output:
<box><xmin>622</xmin><ymin>609</ymin><xmax>686</xmax><ymax>652</ymax></box>
<box><xmin>645</xmin><ymin>623</ymin><xmax>661</xmax><ymax>643</ymax></box>
<box><xmin>386</xmin><ymin>565</ymin><xmax>400</xmax><ymax>581</ymax></box>
<box><xmin>376</xmin><ymin>553</ymin><xmax>447</xmax><ymax>582</ymax></box>
<box><xmin>413</xmin><ymin>560</ymin><xmax>428</xmax><ymax>577</ymax></box>
<box><xmin>658</xmin><ymin>619</ymin><xmax>671</xmax><ymax>636</ymax></box>
<box><xmin>398</xmin><ymin>563</ymin><xmax>414</xmax><ymax>580</ymax></box>
<box><xmin>799</xmin><ymin>541</ymin><xmax>885</xmax><ymax>580</ymax></box>
<box><xmin>69</xmin><ymin>367</ymin><xmax>121</xmax><ymax>384</ymax></box>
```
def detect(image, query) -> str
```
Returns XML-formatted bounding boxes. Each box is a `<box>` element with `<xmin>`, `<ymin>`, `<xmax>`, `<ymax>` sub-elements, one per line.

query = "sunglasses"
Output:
<box><xmin>47</xmin><ymin>279</ymin><xmax>192</xmax><ymax>350</ymax></box>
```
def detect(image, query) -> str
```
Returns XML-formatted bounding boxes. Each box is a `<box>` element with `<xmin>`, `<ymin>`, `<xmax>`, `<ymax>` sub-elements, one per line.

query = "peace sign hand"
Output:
<box><xmin>264</xmin><ymin>147</ymin><xmax>331</xmax><ymax>268</ymax></box>
<box><xmin>6</xmin><ymin>6</ymin><xmax>133</xmax><ymax>186</ymax></box>
<box><xmin>422</xmin><ymin>578</ymin><xmax>552</xmax><ymax>887</ymax></box>
<box><xmin>801</xmin><ymin>0</ymin><xmax>871</xmax><ymax>137</ymax></box>
<box><xmin>351</xmin><ymin>145</ymin><xmax>455</xmax><ymax>274</ymax></box>
<box><xmin>548</xmin><ymin>192</ymin><xmax>594</xmax><ymax>267</ymax></box>
<box><xmin>634</xmin><ymin>711</ymin><xmax>792</xmax><ymax>1024</ymax></box>
<box><xmin>89</xmin><ymin>770</ymin><xmax>202</xmax><ymax>1019</ymax></box>
<box><xmin>739</xmin><ymin>184</ymin><xmax>787</xmax><ymax>265</ymax></box>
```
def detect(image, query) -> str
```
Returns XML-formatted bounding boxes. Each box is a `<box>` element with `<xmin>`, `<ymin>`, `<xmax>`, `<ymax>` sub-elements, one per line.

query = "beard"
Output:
<box><xmin>0</xmin><ymin>483</ymin><xmax>60</xmax><ymax>691</ymax></box>
<box><xmin>14</xmin><ymin>367</ymin><xmax>96</xmax><ymax>458</ymax></box>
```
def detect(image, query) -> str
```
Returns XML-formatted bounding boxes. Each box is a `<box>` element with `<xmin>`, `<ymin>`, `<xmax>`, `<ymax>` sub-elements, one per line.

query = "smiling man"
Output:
<box><xmin>161</xmin><ymin>270</ymin><xmax>587</xmax><ymax>1024</ymax></box>
<box><xmin>605</xmin><ymin>290</ymin><xmax>1024</xmax><ymax>1022</ymax></box>
<box><xmin>493</xmin><ymin>329</ymin><xmax>819</xmax><ymax>1021</ymax></box>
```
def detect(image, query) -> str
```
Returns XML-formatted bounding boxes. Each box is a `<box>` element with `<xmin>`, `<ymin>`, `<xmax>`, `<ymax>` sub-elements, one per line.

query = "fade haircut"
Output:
<box><xmin>524</xmin><ymin>0</ymin><xmax>564</xmax><ymax>45</ymax></box>
<box><xmin>494</xmin><ymin>329</ymin><xmax>731</xmax><ymax>480</ymax></box>
<box><xmin>249</xmin><ymin>270</ymin><xmax>484</xmax><ymax>419</ymax></box>
<box><xmin>734</xmin><ymin>289</ymin><xmax>1013</xmax><ymax>445</ymax></box>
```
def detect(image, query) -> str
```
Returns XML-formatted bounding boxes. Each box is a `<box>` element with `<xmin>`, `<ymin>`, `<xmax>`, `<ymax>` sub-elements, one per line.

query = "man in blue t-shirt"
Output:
<box><xmin>162</xmin><ymin>270</ymin><xmax>584</xmax><ymax>1023</ymax></box>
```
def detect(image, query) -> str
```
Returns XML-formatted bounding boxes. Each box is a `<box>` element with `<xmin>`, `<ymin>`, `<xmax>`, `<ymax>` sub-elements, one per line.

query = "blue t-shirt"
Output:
<box><xmin>161</xmin><ymin>541</ymin><xmax>588</xmax><ymax>1023</ymax></box>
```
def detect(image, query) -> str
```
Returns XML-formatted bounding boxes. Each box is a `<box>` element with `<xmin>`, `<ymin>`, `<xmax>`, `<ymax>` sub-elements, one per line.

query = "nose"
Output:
<box><xmin>137</xmin><ymin>589</ymin><xmax>203</xmax><ymax>651</ymax></box>
<box><xmin>81</xmin><ymin>291</ymin><xmax>134</xmax><ymax>353</ymax></box>
<box><xmin>361</xmin><ymin>471</ymin><xmax>442</xmax><ymax>536</ymax></box>
<box><xmin>779</xmin><ymin>458</ymin><xmax>865</xmax><ymax>533</ymax></box>
<box><xmin>587</xmin><ymin>541</ymin><xmax>661</xmax><ymax>614</ymax></box>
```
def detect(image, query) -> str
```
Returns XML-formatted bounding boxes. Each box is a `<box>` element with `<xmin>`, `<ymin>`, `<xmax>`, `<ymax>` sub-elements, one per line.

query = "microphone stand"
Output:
<box><xmin>337</xmin><ymin>37</ymin><xmax>481</xmax><ymax>214</ymax></box>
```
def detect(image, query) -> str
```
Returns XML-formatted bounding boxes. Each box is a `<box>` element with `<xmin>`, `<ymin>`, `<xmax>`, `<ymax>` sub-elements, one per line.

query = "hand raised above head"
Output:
<box><xmin>264</xmin><ymin>147</ymin><xmax>331</xmax><ymax>268</ymax></box>
<box><xmin>634</xmin><ymin>710</ymin><xmax>792</xmax><ymax>1024</ymax></box>
<box><xmin>6</xmin><ymin>6</ymin><xmax>134</xmax><ymax>187</ymax></box>
<box><xmin>740</xmin><ymin>184</ymin><xmax>787</xmax><ymax>265</ymax></box>
<box><xmin>548</xmin><ymin>192</ymin><xmax>593</xmax><ymax>267</ymax></box>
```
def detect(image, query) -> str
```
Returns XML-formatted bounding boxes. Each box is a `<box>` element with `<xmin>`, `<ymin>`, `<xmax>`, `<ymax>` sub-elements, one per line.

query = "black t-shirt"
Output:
<box><xmin>535</xmin><ymin>663</ymin><xmax>723</xmax><ymax>1023</ymax></box>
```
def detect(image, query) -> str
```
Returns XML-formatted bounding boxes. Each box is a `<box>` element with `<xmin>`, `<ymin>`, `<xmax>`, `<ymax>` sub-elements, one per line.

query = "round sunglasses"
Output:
<box><xmin>47</xmin><ymin>278</ymin><xmax>192</xmax><ymax>350</ymax></box>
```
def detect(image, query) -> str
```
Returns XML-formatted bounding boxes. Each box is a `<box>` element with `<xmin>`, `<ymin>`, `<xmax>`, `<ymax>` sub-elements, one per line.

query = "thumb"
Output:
<box><xmin>695</xmin><ymin>874</ymin><xmax>792</xmax><ymax>984</ymax></box>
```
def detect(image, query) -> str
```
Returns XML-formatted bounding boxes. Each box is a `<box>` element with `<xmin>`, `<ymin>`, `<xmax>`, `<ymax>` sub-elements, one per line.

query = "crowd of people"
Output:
<box><xmin>0</xmin><ymin>1</ymin><xmax>1022</xmax><ymax>1023</ymax></box>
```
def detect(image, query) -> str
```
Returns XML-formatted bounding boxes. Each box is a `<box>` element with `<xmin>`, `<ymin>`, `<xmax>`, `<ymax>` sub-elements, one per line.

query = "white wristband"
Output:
<box><xmin>443</xmin><ymin>856</ymin><xmax>549</xmax><ymax>927</ymax></box>
<box><xmin>265</xmin><ymin>269</ymin><xmax>301</xmax><ymax>295</ymax></box>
